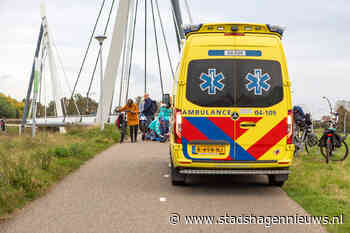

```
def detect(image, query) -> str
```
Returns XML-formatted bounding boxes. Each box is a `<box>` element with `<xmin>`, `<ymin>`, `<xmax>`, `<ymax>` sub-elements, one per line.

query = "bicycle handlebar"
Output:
<box><xmin>323</xmin><ymin>96</ymin><xmax>333</xmax><ymax>115</ymax></box>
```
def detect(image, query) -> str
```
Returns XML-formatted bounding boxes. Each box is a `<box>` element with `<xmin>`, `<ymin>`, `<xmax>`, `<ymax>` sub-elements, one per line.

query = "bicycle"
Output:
<box><xmin>293</xmin><ymin>115</ymin><xmax>318</xmax><ymax>156</ymax></box>
<box><xmin>318</xmin><ymin>97</ymin><xmax>348</xmax><ymax>163</ymax></box>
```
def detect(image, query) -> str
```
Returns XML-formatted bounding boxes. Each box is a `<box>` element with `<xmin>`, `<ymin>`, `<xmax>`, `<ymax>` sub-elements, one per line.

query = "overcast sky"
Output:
<box><xmin>1</xmin><ymin>0</ymin><xmax>350</xmax><ymax>119</ymax></box>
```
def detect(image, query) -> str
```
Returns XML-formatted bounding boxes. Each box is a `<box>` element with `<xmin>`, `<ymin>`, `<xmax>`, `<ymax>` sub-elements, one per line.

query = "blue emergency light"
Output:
<box><xmin>266</xmin><ymin>24</ymin><xmax>285</xmax><ymax>37</ymax></box>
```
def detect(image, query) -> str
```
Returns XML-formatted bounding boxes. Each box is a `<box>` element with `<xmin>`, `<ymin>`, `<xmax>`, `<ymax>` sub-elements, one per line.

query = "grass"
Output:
<box><xmin>0</xmin><ymin>124</ymin><xmax>121</xmax><ymax>220</ymax></box>
<box><xmin>284</xmin><ymin>135</ymin><xmax>350</xmax><ymax>233</ymax></box>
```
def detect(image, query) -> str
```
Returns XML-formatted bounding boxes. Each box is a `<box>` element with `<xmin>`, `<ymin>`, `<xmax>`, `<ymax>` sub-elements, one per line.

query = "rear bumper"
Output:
<box><xmin>178</xmin><ymin>168</ymin><xmax>290</xmax><ymax>175</ymax></box>
<box><xmin>170</xmin><ymin>143</ymin><xmax>294</xmax><ymax>169</ymax></box>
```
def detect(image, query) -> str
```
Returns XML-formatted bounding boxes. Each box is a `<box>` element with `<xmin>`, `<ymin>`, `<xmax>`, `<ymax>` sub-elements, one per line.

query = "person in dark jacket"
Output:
<box><xmin>0</xmin><ymin>119</ymin><xmax>6</xmax><ymax>132</ymax></box>
<box><xmin>142</xmin><ymin>93</ymin><xmax>154</xmax><ymax>140</ymax></box>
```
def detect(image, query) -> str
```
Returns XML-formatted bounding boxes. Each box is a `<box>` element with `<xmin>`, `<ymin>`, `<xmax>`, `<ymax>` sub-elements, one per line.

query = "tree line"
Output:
<box><xmin>0</xmin><ymin>93</ymin><xmax>24</xmax><ymax>118</ymax></box>
<box><xmin>0</xmin><ymin>92</ymin><xmax>99</xmax><ymax>119</ymax></box>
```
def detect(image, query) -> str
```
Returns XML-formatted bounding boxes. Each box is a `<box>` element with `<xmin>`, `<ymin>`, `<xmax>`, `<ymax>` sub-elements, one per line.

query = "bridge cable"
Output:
<box><xmin>118</xmin><ymin>1</ymin><xmax>137</xmax><ymax>109</ymax></box>
<box><xmin>125</xmin><ymin>0</ymin><xmax>140</xmax><ymax>102</ymax></box>
<box><xmin>118</xmin><ymin>30</ymin><xmax>128</xmax><ymax>107</ymax></box>
<box><xmin>144</xmin><ymin>0</ymin><xmax>147</xmax><ymax>94</ymax></box>
<box><xmin>105</xmin><ymin>0</ymin><xmax>118</xmax><ymax>115</ymax></box>
<box><xmin>37</xmin><ymin>44</ymin><xmax>47</xmax><ymax>118</ymax></box>
<box><xmin>70</xmin><ymin>0</ymin><xmax>106</xmax><ymax>100</ymax></box>
<box><xmin>43</xmin><ymin>53</ymin><xmax>47</xmax><ymax>120</ymax></box>
<box><xmin>170</xmin><ymin>6</ymin><xmax>181</xmax><ymax>52</ymax></box>
<box><xmin>150</xmin><ymin>0</ymin><xmax>164</xmax><ymax>96</ymax></box>
<box><xmin>38</xmin><ymin>47</ymin><xmax>45</xmax><ymax>117</ymax></box>
<box><xmin>154</xmin><ymin>0</ymin><xmax>175</xmax><ymax>79</ymax></box>
<box><xmin>183</xmin><ymin>0</ymin><xmax>193</xmax><ymax>24</ymax></box>
<box><xmin>86</xmin><ymin>0</ymin><xmax>116</xmax><ymax>114</ymax></box>
<box><xmin>52</xmin><ymin>42</ymin><xmax>70</xmax><ymax>120</ymax></box>
<box><xmin>52</xmin><ymin>39</ymin><xmax>81</xmax><ymax>119</ymax></box>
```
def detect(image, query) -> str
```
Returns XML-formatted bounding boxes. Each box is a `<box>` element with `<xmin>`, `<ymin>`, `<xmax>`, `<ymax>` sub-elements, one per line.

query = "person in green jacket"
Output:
<box><xmin>158</xmin><ymin>103</ymin><xmax>172</xmax><ymax>136</ymax></box>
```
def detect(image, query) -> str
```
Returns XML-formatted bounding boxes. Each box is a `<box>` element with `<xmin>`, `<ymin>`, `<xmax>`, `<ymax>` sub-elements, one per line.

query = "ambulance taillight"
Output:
<box><xmin>287</xmin><ymin>110</ymin><xmax>293</xmax><ymax>144</ymax></box>
<box><xmin>174</xmin><ymin>109</ymin><xmax>182</xmax><ymax>144</ymax></box>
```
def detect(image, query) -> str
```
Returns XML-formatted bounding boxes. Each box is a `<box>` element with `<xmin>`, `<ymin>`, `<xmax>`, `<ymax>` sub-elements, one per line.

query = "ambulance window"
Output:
<box><xmin>236</xmin><ymin>60</ymin><xmax>283</xmax><ymax>107</ymax></box>
<box><xmin>186</xmin><ymin>59</ymin><xmax>235</xmax><ymax>107</ymax></box>
<box><xmin>185</xmin><ymin>59</ymin><xmax>283</xmax><ymax>107</ymax></box>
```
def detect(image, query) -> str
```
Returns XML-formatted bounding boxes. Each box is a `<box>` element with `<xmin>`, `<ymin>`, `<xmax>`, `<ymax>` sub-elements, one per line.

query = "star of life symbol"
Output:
<box><xmin>245</xmin><ymin>69</ymin><xmax>271</xmax><ymax>95</ymax></box>
<box><xmin>199</xmin><ymin>68</ymin><xmax>225</xmax><ymax>95</ymax></box>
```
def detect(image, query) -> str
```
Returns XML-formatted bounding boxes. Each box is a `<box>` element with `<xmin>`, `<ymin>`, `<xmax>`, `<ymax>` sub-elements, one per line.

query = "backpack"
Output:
<box><xmin>116</xmin><ymin>113</ymin><xmax>126</xmax><ymax>129</ymax></box>
<box><xmin>151</xmin><ymin>100</ymin><xmax>158</xmax><ymax>114</ymax></box>
<box><xmin>319</xmin><ymin>131</ymin><xmax>342</xmax><ymax>148</ymax></box>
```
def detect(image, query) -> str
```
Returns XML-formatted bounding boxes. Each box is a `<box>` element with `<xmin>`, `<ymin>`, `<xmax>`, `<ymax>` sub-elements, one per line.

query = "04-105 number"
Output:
<box><xmin>254</xmin><ymin>110</ymin><xmax>276</xmax><ymax>116</ymax></box>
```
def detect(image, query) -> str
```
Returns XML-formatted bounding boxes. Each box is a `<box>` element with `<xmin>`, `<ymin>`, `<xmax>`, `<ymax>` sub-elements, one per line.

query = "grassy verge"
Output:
<box><xmin>284</xmin><ymin>136</ymin><xmax>350</xmax><ymax>233</ymax></box>
<box><xmin>0</xmin><ymin>125</ymin><xmax>121</xmax><ymax>220</ymax></box>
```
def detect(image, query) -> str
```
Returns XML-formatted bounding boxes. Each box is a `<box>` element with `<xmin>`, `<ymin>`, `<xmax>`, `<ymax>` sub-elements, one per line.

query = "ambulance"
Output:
<box><xmin>169</xmin><ymin>23</ymin><xmax>294</xmax><ymax>186</ymax></box>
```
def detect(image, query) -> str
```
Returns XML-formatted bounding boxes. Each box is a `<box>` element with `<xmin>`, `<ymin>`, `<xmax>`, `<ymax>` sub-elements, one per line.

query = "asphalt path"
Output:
<box><xmin>0</xmin><ymin>141</ymin><xmax>328</xmax><ymax>233</ymax></box>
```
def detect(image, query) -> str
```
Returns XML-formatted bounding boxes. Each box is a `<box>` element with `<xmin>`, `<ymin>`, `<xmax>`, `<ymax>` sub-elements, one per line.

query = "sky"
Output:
<box><xmin>0</xmin><ymin>0</ymin><xmax>350</xmax><ymax>119</ymax></box>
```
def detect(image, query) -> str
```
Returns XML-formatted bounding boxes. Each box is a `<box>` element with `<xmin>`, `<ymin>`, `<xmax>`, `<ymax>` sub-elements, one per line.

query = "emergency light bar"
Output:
<box><xmin>183</xmin><ymin>24</ymin><xmax>203</xmax><ymax>35</ymax></box>
<box><xmin>182</xmin><ymin>23</ymin><xmax>285</xmax><ymax>38</ymax></box>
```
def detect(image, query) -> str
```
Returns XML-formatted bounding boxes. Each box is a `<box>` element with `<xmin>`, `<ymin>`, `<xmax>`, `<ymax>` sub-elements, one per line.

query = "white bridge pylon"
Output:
<box><xmin>96</xmin><ymin>0</ymin><xmax>133</xmax><ymax>124</ymax></box>
<box><xmin>41</xmin><ymin>4</ymin><xmax>64</xmax><ymax>119</ymax></box>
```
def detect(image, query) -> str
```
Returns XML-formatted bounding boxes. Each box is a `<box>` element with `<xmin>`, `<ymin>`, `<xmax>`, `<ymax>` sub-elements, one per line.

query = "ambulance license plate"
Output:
<box><xmin>192</xmin><ymin>144</ymin><xmax>225</xmax><ymax>154</ymax></box>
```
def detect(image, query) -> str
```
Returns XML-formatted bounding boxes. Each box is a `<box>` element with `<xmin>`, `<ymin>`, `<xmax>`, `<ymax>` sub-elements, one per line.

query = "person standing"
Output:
<box><xmin>158</xmin><ymin>103</ymin><xmax>172</xmax><ymax>137</ymax></box>
<box><xmin>115</xmin><ymin>110</ymin><xmax>127</xmax><ymax>143</ymax></box>
<box><xmin>0</xmin><ymin>119</ymin><xmax>6</xmax><ymax>132</ymax></box>
<box><xmin>117</xmin><ymin>99</ymin><xmax>139</xmax><ymax>143</ymax></box>
<box><xmin>142</xmin><ymin>93</ymin><xmax>155</xmax><ymax>140</ymax></box>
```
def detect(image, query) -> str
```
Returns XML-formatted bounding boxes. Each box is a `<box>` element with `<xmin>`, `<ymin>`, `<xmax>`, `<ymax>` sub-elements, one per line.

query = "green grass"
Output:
<box><xmin>0</xmin><ymin>125</ymin><xmax>121</xmax><ymax>220</ymax></box>
<box><xmin>284</xmin><ymin>136</ymin><xmax>350</xmax><ymax>233</ymax></box>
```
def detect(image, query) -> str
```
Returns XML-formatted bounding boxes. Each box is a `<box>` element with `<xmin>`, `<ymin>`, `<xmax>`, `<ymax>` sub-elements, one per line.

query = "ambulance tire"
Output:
<box><xmin>170</xmin><ymin>158</ymin><xmax>186</xmax><ymax>186</ymax></box>
<box><xmin>268</xmin><ymin>175</ymin><xmax>287</xmax><ymax>187</ymax></box>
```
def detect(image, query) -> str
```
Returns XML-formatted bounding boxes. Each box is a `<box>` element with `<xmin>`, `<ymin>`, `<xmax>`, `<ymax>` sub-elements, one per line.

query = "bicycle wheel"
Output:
<box><xmin>305</xmin><ymin>134</ymin><xmax>317</xmax><ymax>154</ymax></box>
<box><xmin>294</xmin><ymin>126</ymin><xmax>304</xmax><ymax>143</ymax></box>
<box><xmin>305</xmin><ymin>141</ymin><xmax>309</xmax><ymax>153</ymax></box>
<box><xmin>307</xmin><ymin>133</ymin><xmax>318</xmax><ymax>147</ymax></box>
<box><xmin>320</xmin><ymin>141</ymin><xmax>348</xmax><ymax>162</ymax></box>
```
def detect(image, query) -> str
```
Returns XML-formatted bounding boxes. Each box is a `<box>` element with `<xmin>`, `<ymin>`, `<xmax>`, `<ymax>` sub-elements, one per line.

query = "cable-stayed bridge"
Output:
<box><xmin>22</xmin><ymin>0</ymin><xmax>191</xmax><ymax>132</ymax></box>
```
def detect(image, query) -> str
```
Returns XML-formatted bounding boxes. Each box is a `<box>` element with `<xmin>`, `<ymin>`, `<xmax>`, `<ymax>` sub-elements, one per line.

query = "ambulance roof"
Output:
<box><xmin>183</xmin><ymin>23</ymin><xmax>284</xmax><ymax>39</ymax></box>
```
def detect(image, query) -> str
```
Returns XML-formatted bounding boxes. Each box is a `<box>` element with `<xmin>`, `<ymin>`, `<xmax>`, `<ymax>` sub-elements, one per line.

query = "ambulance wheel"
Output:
<box><xmin>268</xmin><ymin>175</ymin><xmax>287</xmax><ymax>187</ymax></box>
<box><xmin>170</xmin><ymin>161</ymin><xmax>186</xmax><ymax>186</ymax></box>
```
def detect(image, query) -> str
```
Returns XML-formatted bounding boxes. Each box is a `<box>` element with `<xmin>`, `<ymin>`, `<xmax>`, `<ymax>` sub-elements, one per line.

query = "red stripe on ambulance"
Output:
<box><xmin>247</xmin><ymin>118</ymin><xmax>287</xmax><ymax>159</ymax></box>
<box><xmin>181</xmin><ymin>117</ymin><xmax>208</xmax><ymax>142</ymax></box>
<box><xmin>208</xmin><ymin>117</ymin><xmax>234</xmax><ymax>139</ymax></box>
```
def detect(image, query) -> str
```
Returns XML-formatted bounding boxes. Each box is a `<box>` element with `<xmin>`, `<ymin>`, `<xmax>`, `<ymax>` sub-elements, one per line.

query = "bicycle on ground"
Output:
<box><xmin>293</xmin><ymin>113</ymin><xmax>318</xmax><ymax>156</ymax></box>
<box><xmin>318</xmin><ymin>97</ymin><xmax>348</xmax><ymax>163</ymax></box>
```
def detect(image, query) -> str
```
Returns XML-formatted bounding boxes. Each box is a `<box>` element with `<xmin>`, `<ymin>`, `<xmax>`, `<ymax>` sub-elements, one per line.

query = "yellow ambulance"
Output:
<box><xmin>169</xmin><ymin>23</ymin><xmax>294</xmax><ymax>186</ymax></box>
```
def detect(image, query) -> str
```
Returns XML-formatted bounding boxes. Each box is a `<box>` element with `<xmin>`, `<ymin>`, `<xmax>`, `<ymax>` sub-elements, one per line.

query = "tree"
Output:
<box><xmin>0</xmin><ymin>95</ymin><xmax>16</xmax><ymax>118</ymax></box>
<box><xmin>336</xmin><ymin>106</ymin><xmax>350</xmax><ymax>133</ymax></box>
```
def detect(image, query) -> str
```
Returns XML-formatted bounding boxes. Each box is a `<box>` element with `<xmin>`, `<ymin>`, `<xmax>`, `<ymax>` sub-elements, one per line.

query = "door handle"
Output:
<box><xmin>240</xmin><ymin>122</ymin><xmax>256</xmax><ymax>128</ymax></box>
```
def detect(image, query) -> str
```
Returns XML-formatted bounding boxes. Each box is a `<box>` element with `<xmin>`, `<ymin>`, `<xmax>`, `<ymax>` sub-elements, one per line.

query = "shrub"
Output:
<box><xmin>33</xmin><ymin>150</ymin><xmax>53</xmax><ymax>171</ymax></box>
<box><xmin>69</xmin><ymin>143</ymin><xmax>85</xmax><ymax>156</ymax></box>
<box><xmin>53</xmin><ymin>146</ymin><xmax>70</xmax><ymax>158</ymax></box>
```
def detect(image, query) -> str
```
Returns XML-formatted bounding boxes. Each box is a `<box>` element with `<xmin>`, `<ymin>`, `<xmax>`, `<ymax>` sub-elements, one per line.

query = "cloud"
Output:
<box><xmin>0</xmin><ymin>74</ymin><xmax>12</xmax><ymax>80</ymax></box>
